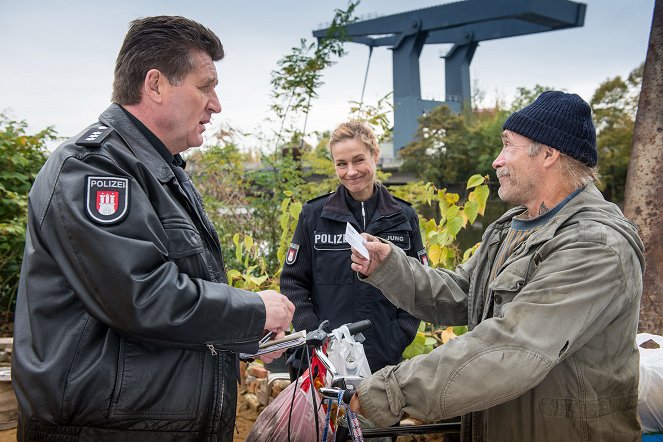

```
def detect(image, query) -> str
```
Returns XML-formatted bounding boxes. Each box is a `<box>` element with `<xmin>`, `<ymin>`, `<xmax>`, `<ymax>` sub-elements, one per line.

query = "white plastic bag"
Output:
<box><xmin>327</xmin><ymin>325</ymin><xmax>371</xmax><ymax>378</ymax></box>
<box><xmin>637</xmin><ymin>333</ymin><xmax>663</xmax><ymax>433</ymax></box>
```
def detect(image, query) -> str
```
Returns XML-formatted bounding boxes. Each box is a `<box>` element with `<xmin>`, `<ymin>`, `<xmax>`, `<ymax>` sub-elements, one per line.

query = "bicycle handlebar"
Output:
<box><xmin>305</xmin><ymin>319</ymin><xmax>373</xmax><ymax>349</ymax></box>
<box><xmin>319</xmin><ymin>387</ymin><xmax>355</xmax><ymax>405</ymax></box>
<box><xmin>344</xmin><ymin>319</ymin><xmax>371</xmax><ymax>337</ymax></box>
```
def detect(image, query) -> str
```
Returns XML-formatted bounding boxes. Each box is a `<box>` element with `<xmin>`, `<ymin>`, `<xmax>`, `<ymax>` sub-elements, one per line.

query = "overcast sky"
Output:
<box><xmin>0</xmin><ymin>0</ymin><xmax>655</xmax><ymax>150</ymax></box>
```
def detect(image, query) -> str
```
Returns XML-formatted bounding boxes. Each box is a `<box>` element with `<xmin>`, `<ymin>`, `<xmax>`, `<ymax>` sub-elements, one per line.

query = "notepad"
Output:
<box><xmin>239</xmin><ymin>330</ymin><xmax>307</xmax><ymax>360</ymax></box>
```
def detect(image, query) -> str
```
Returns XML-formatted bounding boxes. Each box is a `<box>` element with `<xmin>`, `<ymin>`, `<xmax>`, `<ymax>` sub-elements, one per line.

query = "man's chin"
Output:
<box><xmin>497</xmin><ymin>188</ymin><xmax>512</xmax><ymax>204</ymax></box>
<box><xmin>189</xmin><ymin>136</ymin><xmax>204</xmax><ymax>148</ymax></box>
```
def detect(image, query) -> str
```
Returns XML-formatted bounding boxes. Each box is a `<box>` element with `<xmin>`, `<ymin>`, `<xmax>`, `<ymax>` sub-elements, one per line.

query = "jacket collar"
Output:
<box><xmin>322</xmin><ymin>184</ymin><xmax>401</xmax><ymax>218</ymax></box>
<box><xmin>98</xmin><ymin>103</ymin><xmax>176</xmax><ymax>183</ymax></box>
<box><xmin>321</xmin><ymin>184</ymin><xmax>409</xmax><ymax>231</ymax></box>
<box><xmin>492</xmin><ymin>184</ymin><xmax>623</xmax><ymax>248</ymax></box>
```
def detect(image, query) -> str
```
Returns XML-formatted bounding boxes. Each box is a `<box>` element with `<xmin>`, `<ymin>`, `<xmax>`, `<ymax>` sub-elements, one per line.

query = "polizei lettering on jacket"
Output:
<box><xmin>88</xmin><ymin>178</ymin><xmax>127</xmax><ymax>189</ymax></box>
<box><xmin>313</xmin><ymin>232</ymin><xmax>350</xmax><ymax>250</ymax></box>
<box><xmin>315</xmin><ymin>233</ymin><xmax>346</xmax><ymax>244</ymax></box>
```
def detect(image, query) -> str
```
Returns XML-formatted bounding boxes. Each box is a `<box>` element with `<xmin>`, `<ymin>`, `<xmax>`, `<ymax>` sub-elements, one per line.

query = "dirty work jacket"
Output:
<box><xmin>280</xmin><ymin>184</ymin><xmax>424</xmax><ymax>371</ymax></box>
<box><xmin>12</xmin><ymin>104</ymin><xmax>266</xmax><ymax>442</ymax></box>
<box><xmin>357</xmin><ymin>184</ymin><xmax>644</xmax><ymax>442</ymax></box>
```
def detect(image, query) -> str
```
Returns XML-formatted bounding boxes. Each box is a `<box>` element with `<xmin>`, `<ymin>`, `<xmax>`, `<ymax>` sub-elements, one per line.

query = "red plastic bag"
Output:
<box><xmin>246</xmin><ymin>371</ymin><xmax>329</xmax><ymax>442</ymax></box>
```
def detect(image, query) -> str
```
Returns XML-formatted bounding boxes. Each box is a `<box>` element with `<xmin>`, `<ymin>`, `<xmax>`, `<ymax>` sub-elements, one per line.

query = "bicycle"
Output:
<box><xmin>290</xmin><ymin>320</ymin><xmax>462</xmax><ymax>442</ymax></box>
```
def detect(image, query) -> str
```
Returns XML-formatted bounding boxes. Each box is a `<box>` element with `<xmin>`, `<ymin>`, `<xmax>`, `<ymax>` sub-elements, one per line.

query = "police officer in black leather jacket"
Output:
<box><xmin>280</xmin><ymin>121</ymin><xmax>427</xmax><ymax>374</ymax></box>
<box><xmin>12</xmin><ymin>16</ymin><xmax>293</xmax><ymax>442</ymax></box>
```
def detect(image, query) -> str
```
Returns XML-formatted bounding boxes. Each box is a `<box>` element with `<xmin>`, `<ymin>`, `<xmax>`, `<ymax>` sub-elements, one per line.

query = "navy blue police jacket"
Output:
<box><xmin>280</xmin><ymin>184</ymin><xmax>426</xmax><ymax>372</ymax></box>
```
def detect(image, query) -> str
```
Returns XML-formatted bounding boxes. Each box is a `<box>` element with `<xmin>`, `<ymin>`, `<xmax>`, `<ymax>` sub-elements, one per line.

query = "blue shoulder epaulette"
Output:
<box><xmin>75</xmin><ymin>124</ymin><xmax>114</xmax><ymax>147</ymax></box>
<box><xmin>393</xmin><ymin>195</ymin><xmax>413</xmax><ymax>206</ymax></box>
<box><xmin>306</xmin><ymin>191</ymin><xmax>334</xmax><ymax>204</ymax></box>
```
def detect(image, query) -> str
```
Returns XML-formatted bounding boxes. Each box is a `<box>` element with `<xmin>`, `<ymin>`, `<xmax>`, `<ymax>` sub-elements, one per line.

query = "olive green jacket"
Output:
<box><xmin>357</xmin><ymin>184</ymin><xmax>644</xmax><ymax>442</ymax></box>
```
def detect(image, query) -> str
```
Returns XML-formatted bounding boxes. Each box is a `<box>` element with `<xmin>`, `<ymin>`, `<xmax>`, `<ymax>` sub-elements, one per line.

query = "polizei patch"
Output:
<box><xmin>85</xmin><ymin>175</ymin><xmax>130</xmax><ymax>225</ymax></box>
<box><xmin>285</xmin><ymin>243</ymin><xmax>300</xmax><ymax>265</ymax></box>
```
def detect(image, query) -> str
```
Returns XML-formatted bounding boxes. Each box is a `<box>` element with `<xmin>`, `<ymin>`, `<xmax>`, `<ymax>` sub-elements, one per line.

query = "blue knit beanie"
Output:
<box><xmin>502</xmin><ymin>91</ymin><xmax>597</xmax><ymax>167</ymax></box>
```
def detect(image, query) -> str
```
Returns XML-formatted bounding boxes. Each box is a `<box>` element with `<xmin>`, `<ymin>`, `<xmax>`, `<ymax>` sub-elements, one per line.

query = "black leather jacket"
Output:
<box><xmin>12</xmin><ymin>104</ymin><xmax>266</xmax><ymax>441</ymax></box>
<box><xmin>280</xmin><ymin>185</ymin><xmax>426</xmax><ymax>372</ymax></box>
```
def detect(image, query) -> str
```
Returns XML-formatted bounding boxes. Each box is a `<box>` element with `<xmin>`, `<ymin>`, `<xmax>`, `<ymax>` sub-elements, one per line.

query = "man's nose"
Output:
<box><xmin>492</xmin><ymin>150</ymin><xmax>505</xmax><ymax>170</ymax></box>
<box><xmin>208</xmin><ymin>89</ymin><xmax>221</xmax><ymax>114</ymax></box>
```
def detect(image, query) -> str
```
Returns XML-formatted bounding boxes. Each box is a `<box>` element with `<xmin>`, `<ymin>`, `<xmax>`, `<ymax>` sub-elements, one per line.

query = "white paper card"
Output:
<box><xmin>345</xmin><ymin>222</ymin><xmax>370</xmax><ymax>259</ymax></box>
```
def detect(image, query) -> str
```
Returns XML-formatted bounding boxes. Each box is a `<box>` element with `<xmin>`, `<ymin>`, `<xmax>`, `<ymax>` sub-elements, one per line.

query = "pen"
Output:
<box><xmin>259</xmin><ymin>331</ymin><xmax>274</xmax><ymax>346</ymax></box>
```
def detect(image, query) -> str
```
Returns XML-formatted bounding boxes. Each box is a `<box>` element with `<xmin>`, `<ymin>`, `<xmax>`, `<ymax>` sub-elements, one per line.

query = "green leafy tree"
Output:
<box><xmin>348</xmin><ymin>92</ymin><xmax>394</xmax><ymax>142</ymax></box>
<box><xmin>0</xmin><ymin>115</ymin><xmax>55</xmax><ymax>327</ymax></box>
<box><xmin>400</xmin><ymin>105</ymin><xmax>471</xmax><ymax>186</ymax></box>
<box><xmin>591</xmin><ymin>63</ymin><xmax>643</xmax><ymax>202</ymax></box>
<box><xmin>509</xmin><ymin>84</ymin><xmax>556</xmax><ymax>112</ymax></box>
<box><xmin>400</xmin><ymin>105</ymin><xmax>508</xmax><ymax>187</ymax></box>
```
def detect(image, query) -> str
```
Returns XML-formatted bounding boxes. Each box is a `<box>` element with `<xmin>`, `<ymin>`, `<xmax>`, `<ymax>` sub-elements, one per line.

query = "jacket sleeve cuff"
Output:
<box><xmin>357</xmin><ymin>239</ymin><xmax>400</xmax><ymax>284</ymax></box>
<box><xmin>357</xmin><ymin>365</ymin><xmax>405</xmax><ymax>427</ymax></box>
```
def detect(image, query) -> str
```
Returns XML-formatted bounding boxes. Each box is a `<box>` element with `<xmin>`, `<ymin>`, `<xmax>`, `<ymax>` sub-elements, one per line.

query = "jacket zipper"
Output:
<box><xmin>361</xmin><ymin>202</ymin><xmax>366</xmax><ymax>230</ymax></box>
<box><xmin>207</xmin><ymin>344</ymin><xmax>218</xmax><ymax>356</ymax></box>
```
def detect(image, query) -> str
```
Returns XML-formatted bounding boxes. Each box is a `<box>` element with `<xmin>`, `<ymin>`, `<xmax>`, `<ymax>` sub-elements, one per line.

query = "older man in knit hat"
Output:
<box><xmin>348</xmin><ymin>91</ymin><xmax>645</xmax><ymax>441</ymax></box>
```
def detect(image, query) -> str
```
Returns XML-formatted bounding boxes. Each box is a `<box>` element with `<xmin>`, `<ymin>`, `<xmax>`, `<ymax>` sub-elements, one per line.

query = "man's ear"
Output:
<box><xmin>542</xmin><ymin>146</ymin><xmax>561</xmax><ymax>168</ymax></box>
<box><xmin>144</xmin><ymin>69</ymin><xmax>164</xmax><ymax>104</ymax></box>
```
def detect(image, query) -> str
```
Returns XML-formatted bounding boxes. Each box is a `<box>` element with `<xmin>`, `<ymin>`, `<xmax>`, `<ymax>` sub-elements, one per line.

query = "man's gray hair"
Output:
<box><xmin>528</xmin><ymin>142</ymin><xmax>600</xmax><ymax>189</ymax></box>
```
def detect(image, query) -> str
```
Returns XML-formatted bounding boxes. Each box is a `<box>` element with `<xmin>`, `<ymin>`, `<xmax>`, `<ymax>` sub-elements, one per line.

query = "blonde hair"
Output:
<box><xmin>329</xmin><ymin>120</ymin><xmax>380</xmax><ymax>157</ymax></box>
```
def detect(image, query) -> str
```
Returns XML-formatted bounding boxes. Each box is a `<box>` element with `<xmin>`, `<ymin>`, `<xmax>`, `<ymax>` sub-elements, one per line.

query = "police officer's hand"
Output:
<box><xmin>350</xmin><ymin>233</ymin><xmax>391</xmax><ymax>277</ymax></box>
<box><xmin>258</xmin><ymin>290</ymin><xmax>295</xmax><ymax>334</ymax></box>
<box><xmin>257</xmin><ymin>330</ymin><xmax>287</xmax><ymax>364</ymax></box>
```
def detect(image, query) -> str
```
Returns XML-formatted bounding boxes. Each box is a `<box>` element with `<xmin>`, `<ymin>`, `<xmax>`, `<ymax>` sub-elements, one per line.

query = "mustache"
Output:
<box><xmin>496</xmin><ymin>168</ymin><xmax>510</xmax><ymax>178</ymax></box>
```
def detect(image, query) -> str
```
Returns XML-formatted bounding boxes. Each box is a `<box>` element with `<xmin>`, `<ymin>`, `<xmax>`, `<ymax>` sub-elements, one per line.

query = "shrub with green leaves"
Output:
<box><xmin>0</xmin><ymin>115</ymin><xmax>55</xmax><ymax>324</ymax></box>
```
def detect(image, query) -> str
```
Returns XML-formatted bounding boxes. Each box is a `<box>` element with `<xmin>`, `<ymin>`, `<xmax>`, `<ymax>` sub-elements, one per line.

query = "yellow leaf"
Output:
<box><xmin>403</xmin><ymin>331</ymin><xmax>427</xmax><ymax>359</ymax></box>
<box><xmin>464</xmin><ymin>200</ymin><xmax>479</xmax><ymax>224</ymax></box>
<box><xmin>446</xmin><ymin>215</ymin><xmax>463</xmax><ymax>238</ymax></box>
<box><xmin>462</xmin><ymin>243</ymin><xmax>481</xmax><ymax>263</ymax></box>
<box><xmin>235</xmin><ymin>243</ymin><xmax>243</xmax><ymax>262</ymax></box>
<box><xmin>466</xmin><ymin>174</ymin><xmax>485</xmax><ymax>189</ymax></box>
<box><xmin>439</xmin><ymin>233</ymin><xmax>454</xmax><ymax>247</ymax></box>
<box><xmin>226</xmin><ymin>269</ymin><xmax>241</xmax><ymax>281</ymax></box>
<box><xmin>441</xmin><ymin>326</ymin><xmax>457</xmax><ymax>344</ymax></box>
<box><xmin>289</xmin><ymin>201</ymin><xmax>302</xmax><ymax>219</ymax></box>
<box><xmin>248</xmin><ymin>275</ymin><xmax>268</xmax><ymax>286</ymax></box>
<box><xmin>244</xmin><ymin>235</ymin><xmax>254</xmax><ymax>250</ymax></box>
<box><xmin>446</xmin><ymin>205</ymin><xmax>460</xmax><ymax>220</ymax></box>
<box><xmin>429</xmin><ymin>244</ymin><xmax>441</xmax><ymax>266</ymax></box>
<box><xmin>473</xmin><ymin>185</ymin><xmax>490</xmax><ymax>216</ymax></box>
<box><xmin>445</xmin><ymin>192</ymin><xmax>459</xmax><ymax>205</ymax></box>
<box><xmin>280</xmin><ymin>212</ymin><xmax>289</xmax><ymax>230</ymax></box>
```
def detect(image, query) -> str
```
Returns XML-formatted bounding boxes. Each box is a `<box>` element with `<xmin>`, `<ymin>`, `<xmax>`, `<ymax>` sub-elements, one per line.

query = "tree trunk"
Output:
<box><xmin>623</xmin><ymin>0</ymin><xmax>663</xmax><ymax>334</ymax></box>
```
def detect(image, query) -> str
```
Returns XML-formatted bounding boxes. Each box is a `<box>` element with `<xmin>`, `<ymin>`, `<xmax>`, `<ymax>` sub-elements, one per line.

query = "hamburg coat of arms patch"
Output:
<box><xmin>85</xmin><ymin>175</ymin><xmax>130</xmax><ymax>225</ymax></box>
<box><xmin>285</xmin><ymin>243</ymin><xmax>300</xmax><ymax>265</ymax></box>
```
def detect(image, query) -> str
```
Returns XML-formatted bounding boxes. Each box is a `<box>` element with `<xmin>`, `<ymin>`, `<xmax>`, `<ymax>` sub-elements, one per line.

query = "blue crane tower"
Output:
<box><xmin>313</xmin><ymin>0</ymin><xmax>587</xmax><ymax>154</ymax></box>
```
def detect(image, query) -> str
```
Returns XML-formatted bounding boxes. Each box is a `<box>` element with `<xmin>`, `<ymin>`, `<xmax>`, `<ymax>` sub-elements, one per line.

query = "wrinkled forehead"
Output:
<box><xmin>501</xmin><ymin>129</ymin><xmax>532</xmax><ymax>144</ymax></box>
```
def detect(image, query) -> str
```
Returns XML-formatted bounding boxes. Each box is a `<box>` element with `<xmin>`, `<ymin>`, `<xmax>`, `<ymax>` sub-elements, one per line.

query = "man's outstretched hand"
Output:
<box><xmin>350</xmin><ymin>233</ymin><xmax>391</xmax><ymax>277</ymax></box>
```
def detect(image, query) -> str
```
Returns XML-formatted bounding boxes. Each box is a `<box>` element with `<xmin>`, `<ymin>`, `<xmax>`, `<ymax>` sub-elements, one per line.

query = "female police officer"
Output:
<box><xmin>280</xmin><ymin>120</ymin><xmax>427</xmax><ymax>373</ymax></box>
